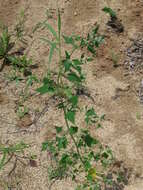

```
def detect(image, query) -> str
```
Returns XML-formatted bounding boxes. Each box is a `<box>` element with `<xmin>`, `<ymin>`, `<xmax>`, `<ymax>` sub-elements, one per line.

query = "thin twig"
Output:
<box><xmin>8</xmin><ymin>157</ymin><xmax>17</xmax><ymax>176</ymax></box>
<box><xmin>3</xmin><ymin>153</ymin><xmax>14</xmax><ymax>166</ymax></box>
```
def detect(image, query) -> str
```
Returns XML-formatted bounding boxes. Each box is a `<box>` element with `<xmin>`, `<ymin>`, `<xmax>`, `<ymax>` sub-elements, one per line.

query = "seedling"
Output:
<box><xmin>8</xmin><ymin>55</ymin><xmax>32</xmax><ymax>75</ymax></box>
<box><xmin>0</xmin><ymin>27</ymin><xmax>10</xmax><ymax>58</ymax></box>
<box><xmin>102</xmin><ymin>7</ymin><xmax>124</xmax><ymax>33</ymax></box>
<box><xmin>14</xmin><ymin>9</ymin><xmax>26</xmax><ymax>42</ymax></box>
<box><xmin>80</xmin><ymin>25</ymin><xmax>104</xmax><ymax>56</ymax></box>
<box><xmin>0</xmin><ymin>20</ymin><xmax>30</xmax><ymax>72</ymax></box>
<box><xmin>102</xmin><ymin>7</ymin><xmax>117</xmax><ymax>18</ymax></box>
<box><xmin>0</xmin><ymin>26</ymin><xmax>12</xmax><ymax>71</ymax></box>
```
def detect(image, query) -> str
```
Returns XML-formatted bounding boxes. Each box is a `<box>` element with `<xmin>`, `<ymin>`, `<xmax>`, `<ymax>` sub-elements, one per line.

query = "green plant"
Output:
<box><xmin>0</xmin><ymin>26</ymin><xmax>10</xmax><ymax>59</ymax></box>
<box><xmin>0</xmin><ymin>26</ymin><xmax>11</xmax><ymax>70</ymax></box>
<box><xmin>0</xmin><ymin>20</ymin><xmax>28</xmax><ymax>72</ymax></box>
<box><xmin>36</xmin><ymin>9</ymin><xmax>116</xmax><ymax>189</ymax></box>
<box><xmin>80</xmin><ymin>25</ymin><xmax>104</xmax><ymax>56</ymax></box>
<box><xmin>14</xmin><ymin>9</ymin><xmax>26</xmax><ymax>41</ymax></box>
<box><xmin>0</xmin><ymin>142</ymin><xmax>29</xmax><ymax>170</ymax></box>
<box><xmin>102</xmin><ymin>7</ymin><xmax>117</xmax><ymax>18</ymax></box>
<box><xmin>8</xmin><ymin>55</ymin><xmax>32</xmax><ymax>75</ymax></box>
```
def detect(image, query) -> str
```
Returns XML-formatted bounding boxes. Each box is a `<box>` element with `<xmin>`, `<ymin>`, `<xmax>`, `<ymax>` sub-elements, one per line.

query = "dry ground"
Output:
<box><xmin>0</xmin><ymin>0</ymin><xmax>143</xmax><ymax>189</ymax></box>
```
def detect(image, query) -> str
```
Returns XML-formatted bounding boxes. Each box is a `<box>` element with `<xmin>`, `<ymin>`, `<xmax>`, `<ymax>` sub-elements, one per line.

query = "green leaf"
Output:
<box><xmin>77</xmin><ymin>138</ymin><xmax>84</xmax><ymax>148</ymax></box>
<box><xmin>102</xmin><ymin>7</ymin><xmax>117</xmax><ymax>18</ymax></box>
<box><xmin>82</xmin><ymin>133</ymin><xmax>97</xmax><ymax>147</ymax></box>
<box><xmin>88</xmin><ymin>151</ymin><xmax>95</xmax><ymax>160</ymax></box>
<box><xmin>44</xmin><ymin>22</ymin><xmax>58</xmax><ymax>40</ymax></box>
<box><xmin>85</xmin><ymin>107</ymin><xmax>98</xmax><ymax>125</ymax></box>
<box><xmin>58</xmin><ymin>102</ymin><xmax>64</xmax><ymax>109</ymax></box>
<box><xmin>59</xmin><ymin>153</ymin><xmax>72</xmax><ymax>166</ymax></box>
<box><xmin>66</xmin><ymin>110</ymin><xmax>76</xmax><ymax>124</ymax></box>
<box><xmin>69</xmin><ymin>126</ymin><xmax>78</xmax><ymax>135</ymax></box>
<box><xmin>55</xmin><ymin>126</ymin><xmax>63</xmax><ymax>133</ymax></box>
<box><xmin>56</xmin><ymin>136</ymin><xmax>68</xmax><ymax>150</ymax></box>
<box><xmin>37</xmin><ymin>77</ymin><xmax>56</xmax><ymax>94</ymax></box>
<box><xmin>36</xmin><ymin>84</ymin><xmax>55</xmax><ymax>94</ymax></box>
<box><xmin>63</xmin><ymin>59</ymin><xmax>72</xmax><ymax>72</ymax></box>
<box><xmin>92</xmin><ymin>25</ymin><xmax>99</xmax><ymax>36</ymax></box>
<box><xmin>64</xmin><ymin>88</ymin><xmax>73</xmax><ymax>98</ymax></box>
<box><xmin>42</xmin><ymin>142</ymin><xmax>49</xmax><ymax>151</ymax></box>
<box><xmin>72</xmin><ymin>59</ymin><xmax>82</xmax><ymax>65</ymax></box>
<box><xmin>43</xmin><ymin>77</ymin><xmax>52</xmax><ymax>84</ymax></box>
<box><xmin>63</xmin><ymin>35</ymin><xmax>74</xmax><ymax>44</ymax></box>
<box><xmin>0</xmin><ymin>27</ymin><xmax>10</xmax><ymax>58</ymax></box>
<box><xmin>80</xmin><ymin>38</ymin><xmax>86</xmax><ymax>47</ymax></box>
<box><xmin>94</xmin><ymin>153</ymin><xmax>100</xmax><ymax>162</ymax></box>
<box><xmin>72</xmin><ymin>65</ymin><xmax>81</xmax><ymax>74</ymax></box>
<box><xmin>83</xmin><ymin>134</ymin><xmax>93</xmax><ymax>147</ymax></box>
<box><xmin>88</xmin><ymin>167</ymin><xmax>97</xmax><ymax>181</ymax></box>
<box><xmin>72</xmin><ymin>153</ymin><xmax>79</xmax><ymax>160</ymax></box>
<box><xmin>86</xmin><ymin>108</ymin><xmax>96</xmax><ymax>117</ymax></box>
<box><xmin>69</xmin><ymin>95</ymin><xmax>78</xmax><ymax>106</ymax></box>
<box><xmin>84</xmin><ymin>159</ymin><xmax>91</xmax><ymax>171</ymax></box>
<box><xmin>42</xmin><ymin>141</ymin><xmax>56</xmax><ymax>155</ymax></box>
<box><xmin>67</xmin><ymin>72</ymin><xmax>81</xmax><ymax>83</ymax></box>
<box><xmin>102</xmin><ymin>152</ymin><xmax>109</xmax><ymax>159</ymax></box>
<box><xmin>8</xmin><ymin>142</ymin><xmax>28</xmax><ymax>152</ymax></box>
<box><xmin>87</xmin><ymin>44</ymin><xmax>96</xmax><ymax>55</ymax></box>
<box><xmin>65</xmin><ymin>51</ymin><xmax>71</xmax><ymax>59</ymax></box>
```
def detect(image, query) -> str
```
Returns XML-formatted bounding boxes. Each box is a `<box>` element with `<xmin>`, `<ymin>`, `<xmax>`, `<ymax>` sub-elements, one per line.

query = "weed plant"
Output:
<box><xmin>102</xmin><ymin>7</ymin><xmax>117</xmax><ymax>19</ymax></box>
<box><xmin>0</xmin><ymin>6</ymin><xmax>127</xmax><ymax>190</ymax></box>
<box><xmin>36</xmin><ymin>9</ymin><xmax>115</xmax><ymax>189</ymax></box>
<box><xmin>0</xmin><ymin>15</ymin><xmax>39</xmax><ymax>118</ymax></box>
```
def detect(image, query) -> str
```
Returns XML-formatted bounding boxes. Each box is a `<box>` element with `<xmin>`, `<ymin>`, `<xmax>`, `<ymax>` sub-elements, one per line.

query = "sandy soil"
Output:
<box><xmin>0</xmin><ymin>0</ymin><xmax>143</xmax><ymax>189</ymax></box>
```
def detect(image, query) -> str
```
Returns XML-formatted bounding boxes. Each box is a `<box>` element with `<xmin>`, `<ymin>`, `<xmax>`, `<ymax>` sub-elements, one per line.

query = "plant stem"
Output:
<box><xmin>57</xmin><ymin>9</ymin><xmax>63</xmax><ymax>85</ymax></box>
<box><xmin>70</xmin><ymin>47</ymin><xmax>78</xmax><ymax>57</ymax></box>
<box><xmin>63</xmin><ymin>105</ymin><xmax>84</xmax><ymax>165</ymax></box>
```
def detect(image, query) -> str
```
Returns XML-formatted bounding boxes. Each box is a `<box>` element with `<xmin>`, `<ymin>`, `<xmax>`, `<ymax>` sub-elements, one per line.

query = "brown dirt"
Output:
<box><xmin>0</xmin><ymin>0</ymin><xmax>143</xmax><ymax>189</ymax></box>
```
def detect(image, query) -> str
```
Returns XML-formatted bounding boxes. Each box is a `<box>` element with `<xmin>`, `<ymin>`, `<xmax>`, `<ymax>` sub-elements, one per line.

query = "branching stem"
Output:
<box><xmin>63</xmin><ymin>105</ymin><xmax>84</xmax><ymax>165</ymax></box>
